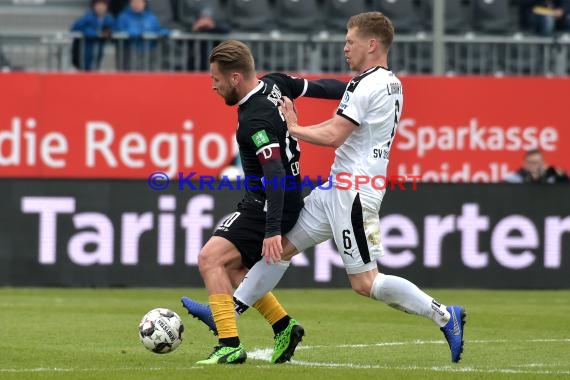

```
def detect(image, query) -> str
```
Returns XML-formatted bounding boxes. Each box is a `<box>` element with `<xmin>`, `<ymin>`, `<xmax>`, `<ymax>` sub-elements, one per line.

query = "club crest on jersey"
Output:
<box><xmin>251</xmin><ymin>130</ymin><xmax>270</xmax><ymax>148</ymax></box>
<box><xmin>339</xmin><ymin>91</ymin><xmax>350</xmax><ymax>110</ymax></box>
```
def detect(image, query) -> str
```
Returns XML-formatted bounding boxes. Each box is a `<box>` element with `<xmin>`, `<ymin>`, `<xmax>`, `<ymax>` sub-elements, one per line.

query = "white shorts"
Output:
<box><xmin>286</xmin><ymin>186</ymin><xmax>384</xmax><ymax>274</ymax></box>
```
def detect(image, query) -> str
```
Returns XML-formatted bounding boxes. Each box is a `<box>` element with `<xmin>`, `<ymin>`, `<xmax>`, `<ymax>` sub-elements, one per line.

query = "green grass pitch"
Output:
<box><xmin>1</xmin><ymin>288</ymin><xmax>569</xmax><ymax>379</ymax></box>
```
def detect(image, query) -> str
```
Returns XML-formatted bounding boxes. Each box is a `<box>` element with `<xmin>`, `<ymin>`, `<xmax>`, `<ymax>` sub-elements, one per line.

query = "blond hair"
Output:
<box><xmin>347</xmin><ymin>12</ymin><xmax>394</xmax><ymax>50</ymax></box>
<box><xmin>209</xmin><ymin>40</ymin><xmax>255</xmax><ymax>79</ymax></box>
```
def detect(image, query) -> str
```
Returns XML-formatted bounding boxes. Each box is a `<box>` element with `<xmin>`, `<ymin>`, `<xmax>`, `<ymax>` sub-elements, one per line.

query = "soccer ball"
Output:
<box><xmin>139</xmin><ymin>308</ymin><xmax>184</xmax><ymax>354</ymax></box>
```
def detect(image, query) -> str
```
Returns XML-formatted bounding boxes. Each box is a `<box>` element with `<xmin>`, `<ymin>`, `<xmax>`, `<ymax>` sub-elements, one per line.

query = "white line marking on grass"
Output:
<box><xmin>289</xmin><ymin>361</ymin><xmax>570</xmax><ymax>375</ymax></box>
<box><xmin>0</xmin><ymin>368</ymin><xmax>73</xmax><ymax>373</ymax></box>
<box><xmin>291</xmin><ymin>338</ymin><xmax>569</xmax><ymax>350</ymax></box>
<box><xmin>249</xmin><ymin>338</ymin><xmax>570</xmax><ymax>375</ymax></box>
<box><xmin>295</xmin><ymin>339</ymin><xmax>508</xmax><ymax>350</ymax></box>
<box><xmin>0</xmin><ymin>367</ymin><xmax>204</xmax><ymax>374</ymax></box>
<box><xmin>514</xmin><ymin>363</ymin><xmax>554</xmax><ymax>368</ymax></box>
<box><xmin>249</xmin><ymin>348</ymin><xmax>273</xmax><ymax>361</ymax></box>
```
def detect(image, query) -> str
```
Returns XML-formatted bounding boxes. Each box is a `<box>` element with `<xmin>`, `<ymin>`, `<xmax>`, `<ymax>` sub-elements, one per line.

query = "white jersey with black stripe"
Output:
<box><xmin>332</xmin><ymin>66</ymin><xmax>403</xmax><ymax>204</ymax></box>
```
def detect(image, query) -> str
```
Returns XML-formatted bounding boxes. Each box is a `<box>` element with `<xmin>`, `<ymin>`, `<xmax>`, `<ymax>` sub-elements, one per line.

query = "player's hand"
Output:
<box><xmin>262</xmin><ymin>235</ymin><xmax>283</xmax><ymax>264</ymax></box>
<box><xmin>278</xmin><ymin>96</ymin><xmax>298</xmax><ymax>127</ymax></box>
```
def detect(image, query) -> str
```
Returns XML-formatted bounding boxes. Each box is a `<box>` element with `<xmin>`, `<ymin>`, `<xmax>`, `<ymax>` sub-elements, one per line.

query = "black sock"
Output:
<box><xmin>234</xmin><ymin>296</ymin><xmax>250</xmax><ymax>315</ymax></box>
<box><xmin>219</xmin><ymin>337</ymin><xmax>240</xmax><ymax>348</ymax></box>
<box><xmin>272</xmin><ymin>315</ymin><xmax>292</xmax><ymax>335</ymax></box>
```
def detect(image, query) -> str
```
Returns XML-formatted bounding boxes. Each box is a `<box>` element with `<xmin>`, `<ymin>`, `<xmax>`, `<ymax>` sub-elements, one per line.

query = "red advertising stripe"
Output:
<box><xmin>0</xmin><ymin>73</ymin><xmax>238</xmax><ymax>178</ymax></box>
<box><xmin>388</xmin><ymin>76</ymin><xmax>569</xmax><ymax>182</ymax></box>
<box><xmin>1</xmin><ymin>73</ymin><xmax>568</xmax><ymax>181</ymax></box>
<box><xmin>298</xmin><ymin>76</ymin><xmax>570</xmax><ymax>182</ymax></box>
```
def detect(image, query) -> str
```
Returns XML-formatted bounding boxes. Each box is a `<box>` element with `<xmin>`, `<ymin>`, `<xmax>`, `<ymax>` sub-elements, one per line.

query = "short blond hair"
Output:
<box><xmin>209</xmin><ymin>40</ymin><xmax>255</xmax><ymax>79</ymax></box>
<box><xmin>347</xmin><ymin>12</ymin><xmax>394</xmax><ymax>50</ymax></box>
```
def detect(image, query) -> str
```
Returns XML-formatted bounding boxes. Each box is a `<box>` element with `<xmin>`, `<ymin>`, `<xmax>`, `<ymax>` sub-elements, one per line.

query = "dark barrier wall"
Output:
<box><xmin>0</xmin><ymin>180</ymin><xmax>568</xmax><ymax>288</ymax></box>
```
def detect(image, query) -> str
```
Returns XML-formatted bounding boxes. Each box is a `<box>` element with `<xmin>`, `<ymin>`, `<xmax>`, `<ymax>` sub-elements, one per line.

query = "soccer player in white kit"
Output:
<box><xmin>187</xmin><ymin>12</ymin><xmax>466</xmax><ymax>363</ymax></box>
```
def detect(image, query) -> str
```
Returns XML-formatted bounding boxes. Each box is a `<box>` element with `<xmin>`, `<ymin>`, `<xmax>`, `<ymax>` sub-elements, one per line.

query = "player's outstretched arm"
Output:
<box><xmin>279</xmin><ymin>96</ymin><xmax>356</xmax><ymax>148</ymax></box>
<box><xmin>304</xmin><ymin>79</ymin><xmax>347</xmax><ymax>100</ymax></box>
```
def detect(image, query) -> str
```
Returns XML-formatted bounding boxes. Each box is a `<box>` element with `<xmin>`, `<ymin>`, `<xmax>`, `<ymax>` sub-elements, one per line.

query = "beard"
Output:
<box><xmin>224</xmin><ymin>86</ymin><xmax>240</xmax><ymax>106</ymax></box>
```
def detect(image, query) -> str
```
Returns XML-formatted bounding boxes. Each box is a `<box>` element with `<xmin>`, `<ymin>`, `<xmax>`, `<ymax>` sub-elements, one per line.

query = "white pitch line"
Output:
<box><xmin>294</xmin><ymin>338</ymin><xmax>570</xmax><ymax>350</ymax></box>
<box><xmin>288</xmin><ymin>361</ymin><xmax>570</xmax><ymax>375</ymax></box>
<box><xmin>4</xmin><ymin>339</ymin><xmax>569</xmax><ymax>374</ymax></box>
<box><xmin>295</xmin><ymin>338</ymin><xmax>507</xmax><ymax>350</ymax></box>
<box><xmin>4</xmin><ymin>364</ymin><xmax>567</xmax><ymax>376</ymax></box>
<box><xmin>0</xmin><ymin>367</ymin><xmax>204</xmax><ymax>374</ymax></box>
<box><xmin>249</xmin><ymin>348</ymin><xmax>273</xmax><ymax>361</ymax></box>
<box><xmin>248</xmin><ymin>338</ymin><xmax>570</xmax><ymax>375</ymax></box>
<box><xmin>252</xmin><ymin>338</ymin><xmax>570</xmax><ymax>354</ymax></box>
<box><xmin>0</xmin><ymin>368</ymin><xmax>73</xmax><ymax>373</ymax></box>
<box><xmin>514</xmin><ymin>363</ymin><xmax>556</xmax><ymax>368</ymax></box>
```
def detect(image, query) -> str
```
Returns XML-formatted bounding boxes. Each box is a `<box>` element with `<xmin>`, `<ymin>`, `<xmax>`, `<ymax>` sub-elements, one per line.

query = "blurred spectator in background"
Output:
<box><xmin>504</xmin><ymin>149</ymin><xmax>569</xmax><ymax>183</ymax></box>
<box><xmin>109</xmin><ymin>0</ymin><xmax>129</xmax><ymax>16</ymax></box>
<box><xmin>522</xmin><ymin>0</ymin><xmax>570</xmax><ymax>36</ymax></box>
<box><xmin>116</xmin><ymin>0</ymin><xmax>170</xmax><ymax>70</ymax></box>
<box><xmin>564</xmin><ymin>0</ymin><xmax>570</xmax><ymax>29</ymax></box>
<box><xmin>0</xmin><ymin>45</ymin><xmax>11</xmax><ymax>71</ymax></box>
<box><xmin>179</xmin><ymin>0</ymin><xmax>230</xmax><ymax>71</ymax></box>
<box><xmin>150</xmin><ymin>0</ymin><xmax>182</xmax><ymax>29</ymax></box>
<box><xmin>186</xmin><ymin>2</ymin><xmax>229</xmax><ymax>34</ymax></box>
<box><xmin>70</xmin><ymin>0</ymin><xmax>115</xmax><ymax>71</ymax></box>
<box><xmin>147</xmin><ymin>0</ymin><xmax>185</xmax><ymax>70</ymax></box>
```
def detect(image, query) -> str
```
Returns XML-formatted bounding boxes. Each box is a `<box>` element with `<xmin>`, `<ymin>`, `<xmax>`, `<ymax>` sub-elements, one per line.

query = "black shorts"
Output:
<box><xmin>213</xmin><ymin>200</ymin><xmax>300</xmax><ymax>269</ymax></box>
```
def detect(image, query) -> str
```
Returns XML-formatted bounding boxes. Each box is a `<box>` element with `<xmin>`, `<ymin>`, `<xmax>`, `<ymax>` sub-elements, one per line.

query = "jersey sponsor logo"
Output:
<box><xmin>251</xmin><ymin>130</ymin><xmax>270</xmax><ymax>148</ymax></box>
<box><xmin>339</xmin><ymin>91</ymin><xmax>350</xmax><ymax>110</ymax></box>
<box><xmin>266</xmin><ymin>84</ymin><xmax>282</xmax><ymax>106</ymax></box>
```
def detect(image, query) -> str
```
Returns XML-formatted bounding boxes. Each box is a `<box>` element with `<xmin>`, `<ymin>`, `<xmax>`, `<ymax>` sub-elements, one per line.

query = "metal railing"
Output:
<box><xmin>1</xmin><ymin>30</ymin><xmax>569</xmax><ymax>75</ymax></box>
<box><xmin>444</xmin><ymin>33</ymin><xmax>570</xmax><ymax>76</ymax></box>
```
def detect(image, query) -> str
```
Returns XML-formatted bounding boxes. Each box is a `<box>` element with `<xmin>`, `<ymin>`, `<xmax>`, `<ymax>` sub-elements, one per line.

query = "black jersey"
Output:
<box><xmin>234</xmin><ymin>73</ymin><xmax>346</xmax><ymax>237</ymax></box>
<box><xmin>236</xmin><ymin>73</ymin><xmax>307</xmax><ymax>232</ymax></box>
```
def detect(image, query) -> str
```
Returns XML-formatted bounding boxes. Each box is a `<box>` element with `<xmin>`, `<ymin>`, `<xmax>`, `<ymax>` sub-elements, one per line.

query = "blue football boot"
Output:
<box><xmin>440</xmin><ymin>305</ymin><xmax>466</xmax><ymax>363</ymax></box>
<box><xmin>181</xmin><ymin>296</ymin><xmax>217</xmax><ymax>335</ymax></box>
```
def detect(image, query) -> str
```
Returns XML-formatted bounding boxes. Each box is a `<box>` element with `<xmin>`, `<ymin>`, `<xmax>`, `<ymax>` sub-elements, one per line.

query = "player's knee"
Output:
<box><xmin>350</xmin><ymin>277</ymin><xmax>374</xmax><ymax>297</ymax></box>
<box><xmin>197</xmin><ymin>247</ymin><xmax>216</xmax><ymax>273</ymax></box>
<box><xmin>351</xmin><ymin>283</ymin><xmax>373</xmax><ymax>297</ymax></box>
<box><xmin>348</xmin><ymin>268</ymin><xmax>378</xmax><ymax>297</ymax></box>
<box><xmin>281</xmin><ymin>246</ymin><xmax>298</xmax><ymax>261</ymax></box>
<box><xmin>281</xmin><ymin>237</ymin><xmax>299</xmax><ymax>260</ymax></box>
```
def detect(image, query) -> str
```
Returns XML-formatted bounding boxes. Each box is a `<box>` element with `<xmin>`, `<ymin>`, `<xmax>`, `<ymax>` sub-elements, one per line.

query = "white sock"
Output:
<box><xmin>370</xmin><ymin>273</ymin><xmax>450</xmax><ymax>327</ymax></box>
<box><xmin>233</xmin><ymin>259</ymin><xmax>291</xmax><ymax>307</ymax></box>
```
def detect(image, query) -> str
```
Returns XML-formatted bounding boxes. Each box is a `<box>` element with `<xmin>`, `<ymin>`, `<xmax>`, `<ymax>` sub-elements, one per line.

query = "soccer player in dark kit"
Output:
<box><xmin>181</xmin><ymin>40</ymin><xmax>346</xmax><ymax>364</ymax></box>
